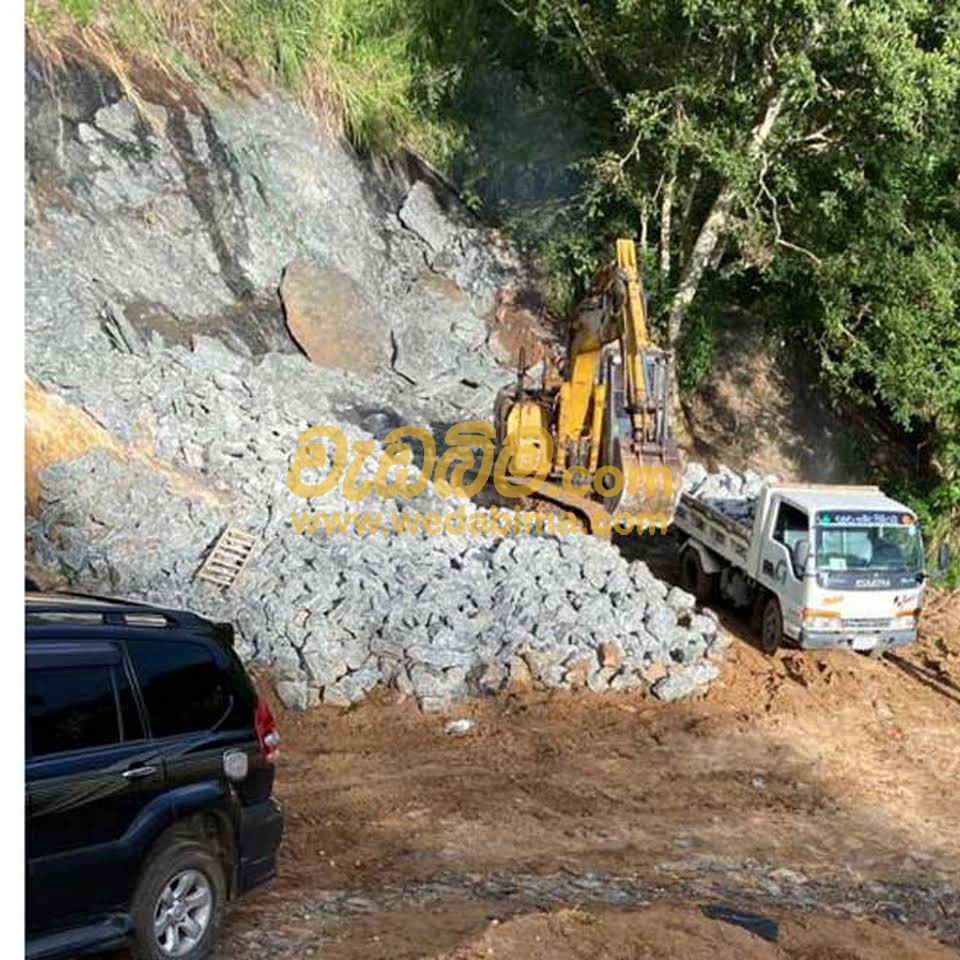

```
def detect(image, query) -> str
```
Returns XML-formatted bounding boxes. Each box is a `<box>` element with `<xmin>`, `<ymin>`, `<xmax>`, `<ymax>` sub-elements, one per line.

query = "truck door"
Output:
<box><xmin>759</xmin><ymin>499</ymin><xmax>810</xmax><ymax>639</ymax></box>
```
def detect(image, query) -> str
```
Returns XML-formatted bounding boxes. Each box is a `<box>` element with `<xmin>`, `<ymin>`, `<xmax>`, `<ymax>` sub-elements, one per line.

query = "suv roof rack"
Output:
<box><xmin>25</xmin><ymin>592</ymin><xmax>211</xmax><ymax>632</ymax></box>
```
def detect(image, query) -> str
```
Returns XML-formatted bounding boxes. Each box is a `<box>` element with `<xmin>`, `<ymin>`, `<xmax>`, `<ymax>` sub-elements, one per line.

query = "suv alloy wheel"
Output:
<box><xmin>131</xmin><ymin>839</ymin><xmax>226</xmax><ymax>960</ymax></box>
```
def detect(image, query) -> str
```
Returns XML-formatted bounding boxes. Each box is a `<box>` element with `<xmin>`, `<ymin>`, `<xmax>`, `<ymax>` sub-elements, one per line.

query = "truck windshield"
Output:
<box><xmin>815</xmin><ymin>524</ymin><xmax>922</xmax><ymax>573</ymax></box>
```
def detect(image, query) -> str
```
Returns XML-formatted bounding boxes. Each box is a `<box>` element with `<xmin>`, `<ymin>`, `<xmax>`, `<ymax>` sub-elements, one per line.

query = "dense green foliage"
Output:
<box><xmin>28</xmin><ymin>0</ymin><xmax>960</xmax><ymax>569</ymax></box>
<box><xmin>433</xmin><ymin>0</ymin><xmax>960</xmax><ymax>571</ymax></box>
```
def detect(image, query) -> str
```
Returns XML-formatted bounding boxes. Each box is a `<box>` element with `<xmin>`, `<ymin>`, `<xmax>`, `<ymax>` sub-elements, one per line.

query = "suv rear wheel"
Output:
<box><xmin>131</xmin><ymin>838</ymin><xmax>226</xmax><ymax>960</ymax></box>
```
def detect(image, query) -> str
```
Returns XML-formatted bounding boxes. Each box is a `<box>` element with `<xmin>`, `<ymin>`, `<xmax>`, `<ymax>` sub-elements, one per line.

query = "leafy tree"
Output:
<box><xmin>428</xmin><ymin>0</ymin><xmax>959</xmax><ymax>546</ymax></box>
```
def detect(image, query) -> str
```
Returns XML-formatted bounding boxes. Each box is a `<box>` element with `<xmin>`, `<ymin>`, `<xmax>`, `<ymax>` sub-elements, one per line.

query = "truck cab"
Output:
<box><xmin>747</xmin><ymin>486</ymin><xmax>924</xmax><ymax>652</ymax></box>
<box><xmin>675</xmin><ymin>483</ymin><xmax>930</xmax><ymax>655</ymax></box>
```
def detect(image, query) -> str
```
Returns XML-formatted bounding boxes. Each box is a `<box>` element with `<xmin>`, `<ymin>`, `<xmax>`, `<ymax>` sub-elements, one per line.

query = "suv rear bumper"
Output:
<box><xmin>798</xmin><ymin>627</ymin><xmax>916</xmax><ymax>650</ymax></box>
<box><xmin>237</xmin><ymin>797</ymin><xmax>283</xmax><ymax>894</ymax></box>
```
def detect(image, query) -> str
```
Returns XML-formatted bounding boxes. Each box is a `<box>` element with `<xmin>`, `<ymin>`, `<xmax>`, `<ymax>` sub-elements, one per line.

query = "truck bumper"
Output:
<box><xmin>798</xmin><ymin>627</ymin><xmax>916</xmax><ymax>651</ymax></box>
<box><xmin>236</xmin><ymin>797</ymin><xmax>283</xmax><ymax>894</ymax></box>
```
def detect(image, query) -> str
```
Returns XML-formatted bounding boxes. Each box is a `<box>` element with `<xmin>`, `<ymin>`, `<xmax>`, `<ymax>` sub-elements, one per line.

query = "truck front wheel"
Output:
<box><xmin>680</xmin><ymin>547</ymin><xmax>717</xmax><ymax>603</ymax></box>
<box><xmin>760</xmin><ymin>596</ymin><xmax>783</xmax><ymax>655</ymax></box>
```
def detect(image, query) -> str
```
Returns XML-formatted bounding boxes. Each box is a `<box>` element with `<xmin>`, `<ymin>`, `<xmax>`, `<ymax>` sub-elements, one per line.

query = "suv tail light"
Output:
<box><xmin>254</xmin><ymin>696</ymin><xmax>280</xmax><ymax>763</ymax></box>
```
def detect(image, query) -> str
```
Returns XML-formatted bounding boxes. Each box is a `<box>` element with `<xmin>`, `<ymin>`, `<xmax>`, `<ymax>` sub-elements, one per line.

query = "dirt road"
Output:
<box><xmin>216</xmin><ymin>589</ymin><xmax>960</xmax><ymax>959</ymax></box>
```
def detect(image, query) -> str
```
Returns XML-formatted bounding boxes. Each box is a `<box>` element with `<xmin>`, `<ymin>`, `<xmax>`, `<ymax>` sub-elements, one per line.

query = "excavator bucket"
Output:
<box><xmin>613</xmin><ymin>441</ymin><xmax>683</xmax><ymax>532</ymax></box>
<box><xmin>602</xmin><ymin>343</ymin><xmax>683</xmax><ymax>530</ymax></box>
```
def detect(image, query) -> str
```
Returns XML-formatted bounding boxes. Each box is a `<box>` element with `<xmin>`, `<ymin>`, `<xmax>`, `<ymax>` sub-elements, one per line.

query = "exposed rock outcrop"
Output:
<box><xmin>25</xmin><ymin>52</ymin><xmax>728</xmax><ymax>710</ymax></box>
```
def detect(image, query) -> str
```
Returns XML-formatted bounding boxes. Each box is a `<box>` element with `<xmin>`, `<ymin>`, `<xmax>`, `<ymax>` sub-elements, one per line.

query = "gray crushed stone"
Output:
<box><xmin>683</xmin><ymin>462</ymin><xmax>779</xmax><ymax>528</ymax></box>
<box><xmin>26</xmin><ymin>54</ymin><xmax>736</xmax><ymax>710</ymax></box>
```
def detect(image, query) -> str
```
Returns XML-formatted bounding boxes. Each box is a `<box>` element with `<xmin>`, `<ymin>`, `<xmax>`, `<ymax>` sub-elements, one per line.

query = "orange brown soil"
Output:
<box><xmin>430</xmin><ymin>904</ymin><xmax>959</xmax><ymax>960</ymax></box>
<box><xmin>680</xmin><ymin>318</ymin><xmax>910</xmax><ymax>485</ymax></box>
<box><xmin>25</xmin><ymin>377</ymin><xmax>120</xmax><ymax>514</ymax></box>
<box><xmin>218</xmin><ymin>588</ymin><xmax>960</xmax><ymax>959</ymax></box>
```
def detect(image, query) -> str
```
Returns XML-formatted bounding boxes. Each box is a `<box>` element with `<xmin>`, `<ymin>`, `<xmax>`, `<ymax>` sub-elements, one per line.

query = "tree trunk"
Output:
<box><xmin>659</xmin><ymin>174</ymin><xmax>674</xmax><ymax>278</ymax></box>
<box><xmin>666</xmin><ymin>87</ymin><xmax>787</xmax><ymax>345</ymax></box>
<box><xmin>666</xmin><ymin>186</ymin><xmax>736</xmax><ymax>345</ymax></box>
<box><xmin>677</xmin><ymin>167</ymin><xmax>702</xmax><ymax>270</ymax></box>
<box><xmin>639</xmin><ymin>198</ymin><xmax>649</xmax><ymax>260</ymax></box>
<box><xmin>560</xmin><ymin>4</ymin><xmax>621</xmax><ymax>102</ymax></box>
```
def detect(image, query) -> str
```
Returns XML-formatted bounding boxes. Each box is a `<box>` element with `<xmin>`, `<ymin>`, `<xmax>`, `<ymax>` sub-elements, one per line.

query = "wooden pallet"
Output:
<box><xmin>195</xmin><ymin>527</ymin><xmax>258</xmax><ymax>589</ymax></box>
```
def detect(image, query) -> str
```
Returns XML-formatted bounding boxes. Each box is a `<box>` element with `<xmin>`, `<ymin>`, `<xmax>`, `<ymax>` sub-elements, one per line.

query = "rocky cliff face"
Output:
<box><xmin>26</xmin><ymin>54</ymin><xmax>517</xmax><ymax>426</ymax></box>
<box><xmin>25</xmin><ymin>53</ymin><xmax>727</xmax><ymax>710</ymax></box>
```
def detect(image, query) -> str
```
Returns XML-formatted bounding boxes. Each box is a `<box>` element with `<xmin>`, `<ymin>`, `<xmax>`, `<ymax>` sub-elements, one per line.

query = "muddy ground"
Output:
<box><xmin>214</xmin><ymin>587</ymin><xmax>960</xmax><ymax>959</ymax></box>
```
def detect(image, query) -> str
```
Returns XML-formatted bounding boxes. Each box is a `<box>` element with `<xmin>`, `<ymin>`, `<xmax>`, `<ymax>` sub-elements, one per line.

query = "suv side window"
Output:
<box><xmin>27</xmin><ymin>665</ymin><xmax>132</xmax><ymax>758</ymax></box>
<box><xmin>127</xmin><ymin>639</ymin><xmax>229</xmax><ymax>737</ymax></box>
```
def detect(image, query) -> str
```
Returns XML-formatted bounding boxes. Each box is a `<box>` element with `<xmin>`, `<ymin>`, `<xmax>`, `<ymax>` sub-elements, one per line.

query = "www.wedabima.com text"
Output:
<box><xmin>290</xmin><ymin>506</ymin><xmax>669</xmax><ymax>537</ymax></box>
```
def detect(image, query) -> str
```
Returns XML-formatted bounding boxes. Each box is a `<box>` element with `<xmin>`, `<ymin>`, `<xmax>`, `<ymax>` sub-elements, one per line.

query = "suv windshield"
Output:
<box><xmin>815</xmin><ymin>522</ymin><xmax>922</xmax><ymax>573</ymax></box>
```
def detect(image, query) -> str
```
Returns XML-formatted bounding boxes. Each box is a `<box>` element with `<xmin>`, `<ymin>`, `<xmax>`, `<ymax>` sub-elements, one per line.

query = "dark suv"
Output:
<box><xmin>26</xmin><ymin>591</ymin><xmax>283</xmax><ymax>960</ymax></box>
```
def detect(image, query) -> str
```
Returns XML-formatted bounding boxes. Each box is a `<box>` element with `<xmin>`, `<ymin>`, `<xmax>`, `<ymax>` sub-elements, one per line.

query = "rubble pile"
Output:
<box><xmin>34</xmin><ymin>460</ymin><xmax>728</xmax><ymax>710</ymax></box>
<box><xmin>29</xmin><ymin>333</ymin><xmax>729</xmax><ymax>710</ymax></box>
<box><xmin>26</xmin><ymin>53</ymin><xmax>732</xmax><ymax>710</ymax></box>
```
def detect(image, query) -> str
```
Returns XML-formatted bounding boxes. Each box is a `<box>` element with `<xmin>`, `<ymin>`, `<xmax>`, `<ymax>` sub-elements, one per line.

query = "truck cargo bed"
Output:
<box><xmin>674</xmin><ymin>493</ymin><xmax>754</xmax><ymax>570</ymax></box>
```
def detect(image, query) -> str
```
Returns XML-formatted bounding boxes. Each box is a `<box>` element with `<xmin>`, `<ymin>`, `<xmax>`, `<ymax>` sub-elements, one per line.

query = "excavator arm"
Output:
<box><xmin>494</xmin><ymin>238</ymin><xmax>683</xmax><ymax>531</ymax></box>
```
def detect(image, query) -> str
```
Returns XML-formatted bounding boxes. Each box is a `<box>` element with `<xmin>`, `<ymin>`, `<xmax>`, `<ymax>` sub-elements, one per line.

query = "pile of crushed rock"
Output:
<box><xmin>683</xmin><ymin>462</ymin><xmax>779</xmax><ymax>527</ymax></box>
<box><xmin>26</xmin><ymin>53</ymin><xmax>736</xmax><ymax>711</ymax></box>
<box><xmin>29</xmin><ymin>333</ymin><xmax>730</xmax><ymax>711</ymax></box>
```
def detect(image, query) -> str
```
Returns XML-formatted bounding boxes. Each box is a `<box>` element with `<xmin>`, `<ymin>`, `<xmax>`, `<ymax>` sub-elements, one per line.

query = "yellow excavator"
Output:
<box><xmin>493</xmin><ymin>238</ymin><xmax>683</xmax><ymax>530</ymax></box>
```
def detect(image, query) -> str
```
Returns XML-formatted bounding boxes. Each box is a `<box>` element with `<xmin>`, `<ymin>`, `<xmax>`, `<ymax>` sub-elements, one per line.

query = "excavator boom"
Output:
<box><xmin>494</xmin><ymin>239</ymin><xmax>683</xmax><ymax>532</ymax></box>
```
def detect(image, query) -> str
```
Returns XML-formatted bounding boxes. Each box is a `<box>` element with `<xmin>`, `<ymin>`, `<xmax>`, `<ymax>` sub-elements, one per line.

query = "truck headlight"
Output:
<box><xmin>804</xmin><ymin>616</ymin><xmax>840</xmax><ymax>630</ymax></box>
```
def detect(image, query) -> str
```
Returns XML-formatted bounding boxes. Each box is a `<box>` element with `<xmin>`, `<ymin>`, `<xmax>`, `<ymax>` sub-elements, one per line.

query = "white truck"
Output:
<box><xmin>673</xmin><ymin>481</ymin><xmax>949</xmax><ymax>654</ymax></box>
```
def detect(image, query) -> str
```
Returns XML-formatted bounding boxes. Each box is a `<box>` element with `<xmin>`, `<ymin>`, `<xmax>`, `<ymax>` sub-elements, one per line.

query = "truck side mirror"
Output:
<box><xmin>792</xmin><ymin>539</ymin><xmax>811</xmax><ymax>575</ymax></box>
<box><xmin>938</xmin><ymin>542</ymin><xmax>952</xmax><ymax>574</ymax></box>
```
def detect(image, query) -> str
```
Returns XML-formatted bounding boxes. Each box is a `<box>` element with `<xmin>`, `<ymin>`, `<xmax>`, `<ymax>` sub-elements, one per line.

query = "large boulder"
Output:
<box><xmin>280</xmin><ymin>259</ymin><xmax>389</xmax><ymax>375</ymax></box>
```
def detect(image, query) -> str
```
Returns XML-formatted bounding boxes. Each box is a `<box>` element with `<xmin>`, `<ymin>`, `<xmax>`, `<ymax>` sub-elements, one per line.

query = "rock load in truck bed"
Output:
<box><xmin>683</xmin><ymin>463</ymin><xmax>779</xmax><ymax>529</ymax></box>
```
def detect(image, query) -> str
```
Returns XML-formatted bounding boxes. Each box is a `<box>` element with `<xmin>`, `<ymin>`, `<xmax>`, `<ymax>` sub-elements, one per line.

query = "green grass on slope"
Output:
<box><xmin>26</xmin><ymin>0</ymin><xmax>455</xmax><ymax>155</ymax></box>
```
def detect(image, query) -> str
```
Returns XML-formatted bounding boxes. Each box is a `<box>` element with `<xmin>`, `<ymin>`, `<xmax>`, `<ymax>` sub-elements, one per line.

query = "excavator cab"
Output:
<box><xmin>493</xmin><ymin>239</ymin><xmax>683</xmax><ymax>531</ymax></box>
<box><xmin>493</xmin><ymin>347</ymin><xmax>553</xmax><ymax>474</ymax></box>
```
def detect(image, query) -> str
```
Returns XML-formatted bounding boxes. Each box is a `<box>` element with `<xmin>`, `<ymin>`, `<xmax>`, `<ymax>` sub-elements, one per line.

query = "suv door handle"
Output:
<box><xmin>121</xmin><ymin>763</ymin><xmax>157</xmax><ymax>780</ymax></box>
